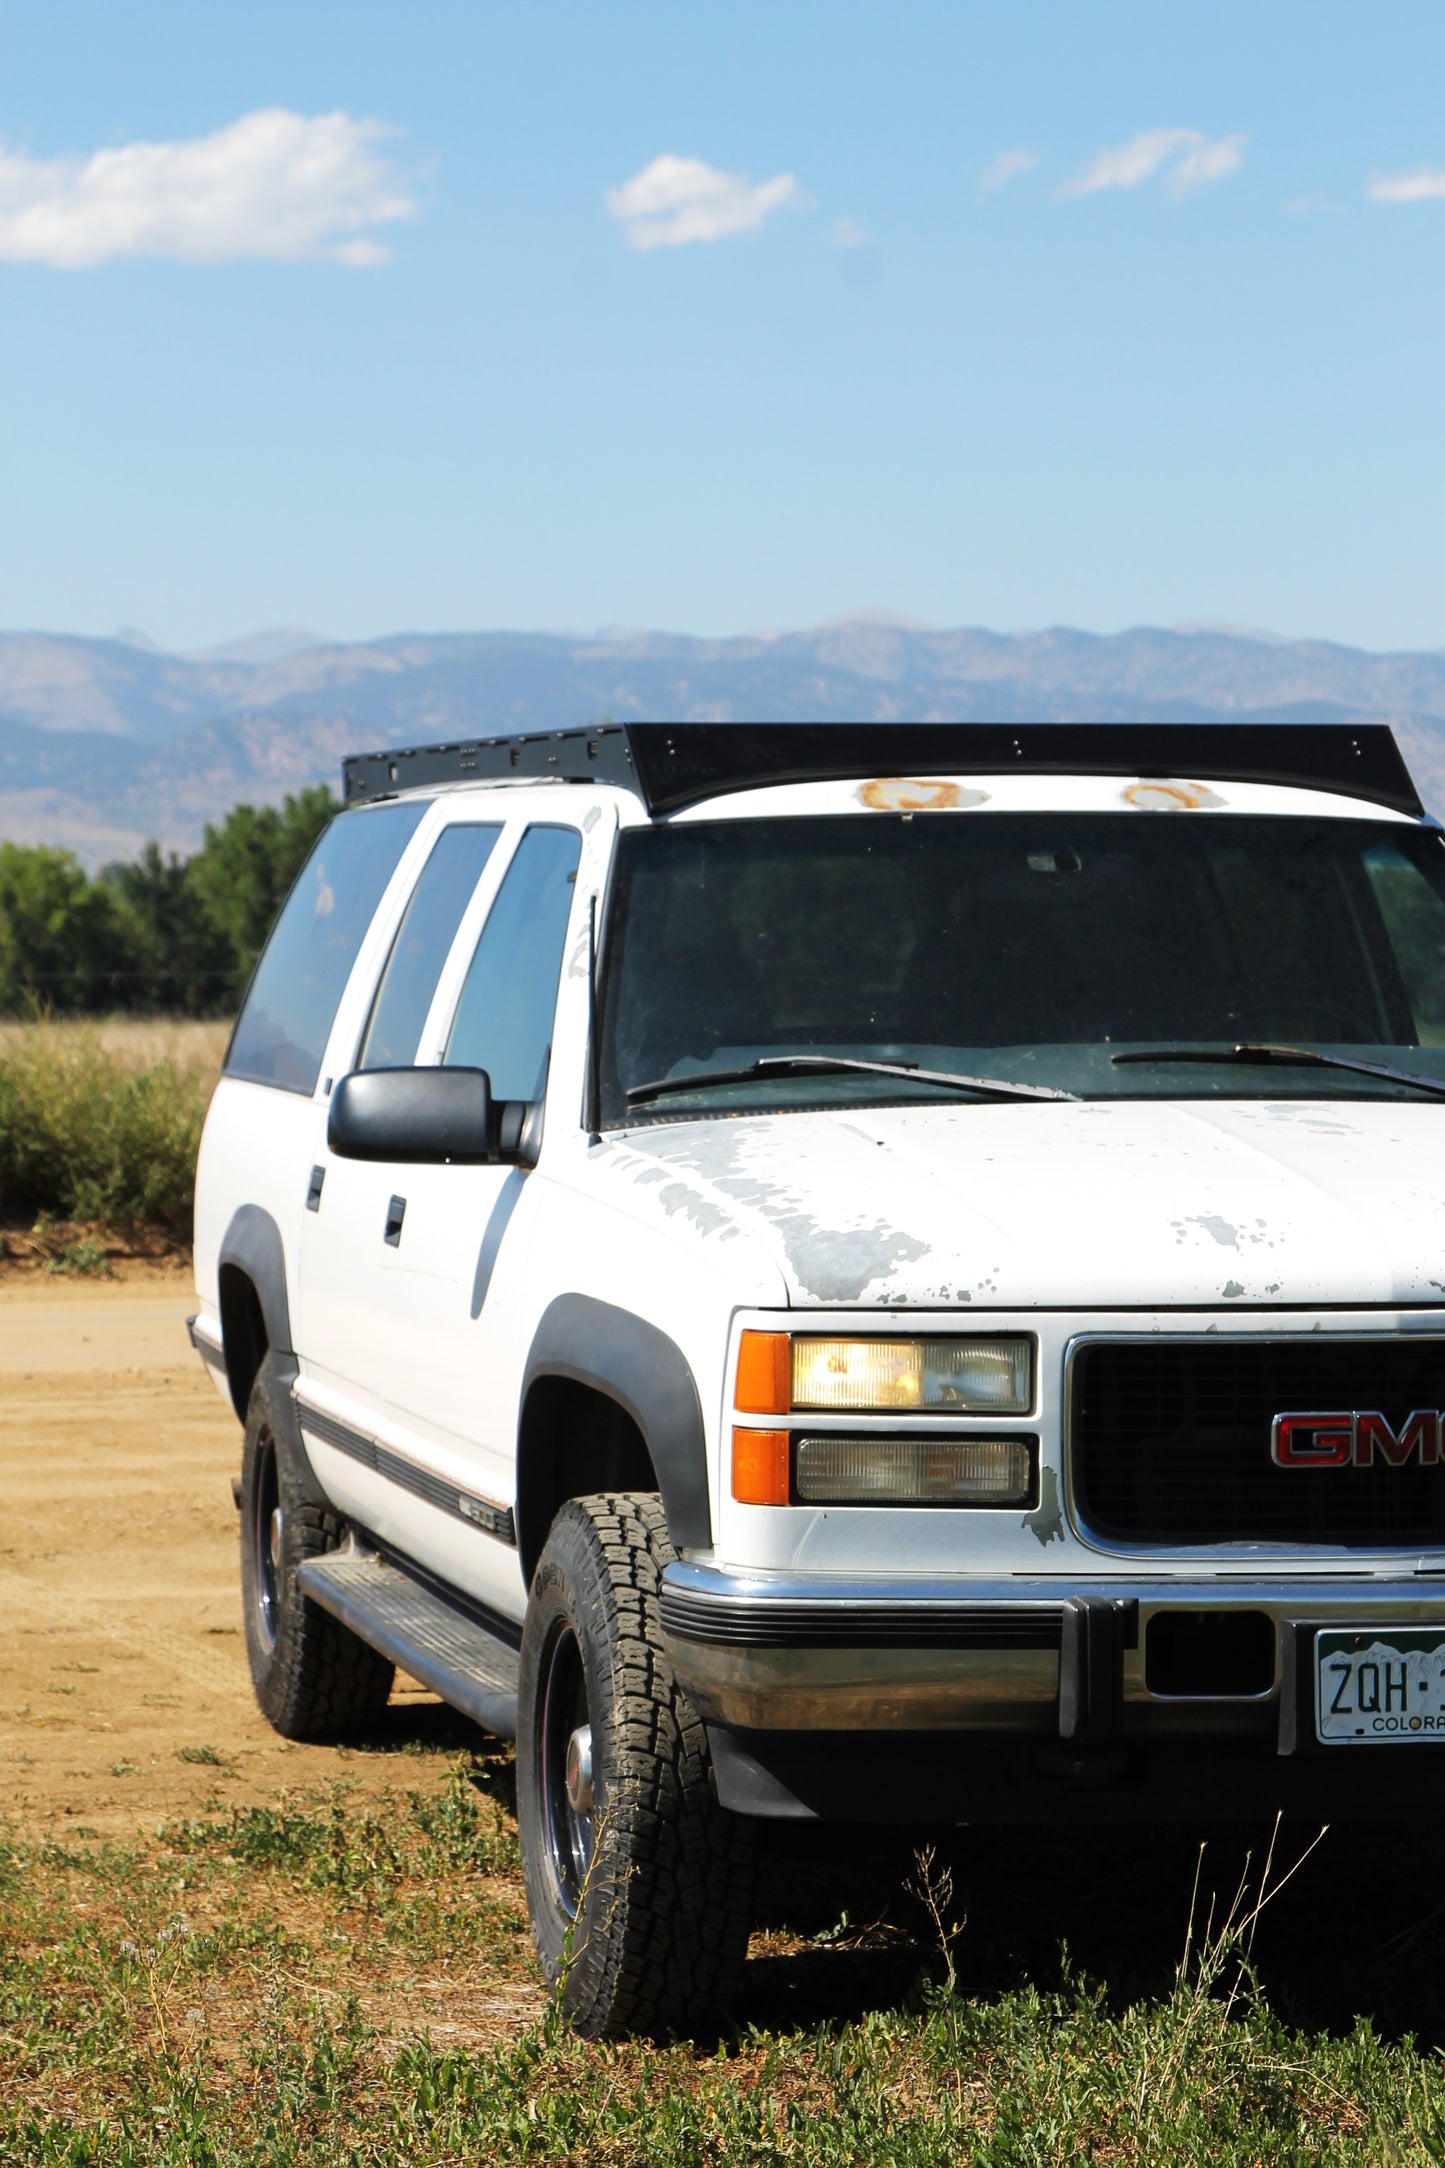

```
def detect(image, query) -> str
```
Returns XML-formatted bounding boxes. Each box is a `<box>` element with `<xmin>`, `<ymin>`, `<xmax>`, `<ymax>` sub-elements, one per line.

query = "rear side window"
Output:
<box><xmin>358</xmin><ymin>823</ymin><xmax>501</xmax><ymax>1070</ymax></box>
<box><xmin>445</xmin><ymin>825</ymin><xmax>581</xmax><ymax>1099</ymax></box>
<box><xmin>225</xmin><ymin>802</ymin><xmax>428</xmax><ymax>1094</ymax></box>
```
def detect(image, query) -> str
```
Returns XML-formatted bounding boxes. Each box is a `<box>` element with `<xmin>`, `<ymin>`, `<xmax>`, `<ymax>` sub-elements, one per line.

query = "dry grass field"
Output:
<box><xmin>0</xmin><ymin>1016</ymin><xmax>230</xmax><ymax>1080</ymax></box>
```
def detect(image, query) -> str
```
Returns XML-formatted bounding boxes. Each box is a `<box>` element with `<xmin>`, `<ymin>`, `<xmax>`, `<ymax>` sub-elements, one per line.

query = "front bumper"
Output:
<box><xmin>661</xmin><ymin>1560</ymin><xmax>1445</xmax><ymax>1742</ymax></box>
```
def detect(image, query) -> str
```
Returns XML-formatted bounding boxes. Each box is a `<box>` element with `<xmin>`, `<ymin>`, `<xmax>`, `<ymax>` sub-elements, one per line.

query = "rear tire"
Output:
<box><xmin>239</xmin><ymin>1355</ymin><xmax>395</xmax><ymax>1741</ymax></box>
<box><xmin>517</xmin><ymin>1492</ymin><xmax>754</xmax><ymax>2040</ymax></box>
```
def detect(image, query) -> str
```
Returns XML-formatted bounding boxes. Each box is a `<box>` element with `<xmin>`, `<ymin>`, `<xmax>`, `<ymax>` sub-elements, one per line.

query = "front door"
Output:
<box><xmin>298</xmin><ymin>817</ymin><xmax>585</xmax><ymax>1611</ymax></box>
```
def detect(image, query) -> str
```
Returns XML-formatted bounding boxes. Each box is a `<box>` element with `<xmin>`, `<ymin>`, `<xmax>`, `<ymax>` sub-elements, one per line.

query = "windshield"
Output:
<box><xmin>597</xmin><ymin>812</ymin><xmax>1445</xmax><ymax>1124</ymax></box>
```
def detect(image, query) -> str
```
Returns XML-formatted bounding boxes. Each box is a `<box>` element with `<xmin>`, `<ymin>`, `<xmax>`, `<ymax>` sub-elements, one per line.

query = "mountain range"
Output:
<box><xmin>5</xmin><ymin>615</ymin><xmax>1445</xmax><ymax>866</ymax></box>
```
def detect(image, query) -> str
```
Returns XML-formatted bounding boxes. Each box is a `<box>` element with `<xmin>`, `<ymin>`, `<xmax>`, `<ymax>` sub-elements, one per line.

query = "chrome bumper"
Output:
<box><xmin>661</xmin><ymin>1561</ymin><xmax>1445</xmax><ymax>1734</ymax></box>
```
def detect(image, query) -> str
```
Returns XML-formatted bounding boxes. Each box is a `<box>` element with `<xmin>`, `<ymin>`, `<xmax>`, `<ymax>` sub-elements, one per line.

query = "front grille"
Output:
<box><xmin>1072</xmin><ymin>1337</ymin><xmax>1445</xmax><ymax>1546</ymax></box>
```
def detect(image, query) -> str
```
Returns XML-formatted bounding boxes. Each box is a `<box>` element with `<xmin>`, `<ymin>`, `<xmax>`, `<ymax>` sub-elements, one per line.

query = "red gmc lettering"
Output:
<box><xmin>1271</xmin><ymin>1413</ymin><xmax>1353</xmax><ymax>1467</ymax></box>
<box><xmin>1353</xmin><ymin>1410</ymin><xmax>1440</xmax><ymax>1467</ymax></box>
<box><xmin>1272</xmin><ymin>1410</ymin><xmax>1445</xmax><ymax>1468</ymax></box>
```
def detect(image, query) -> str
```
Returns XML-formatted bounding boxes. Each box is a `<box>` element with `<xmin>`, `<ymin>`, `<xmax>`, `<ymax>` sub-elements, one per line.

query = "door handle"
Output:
<box><xmin>305</xmin><ymin>1165</ymin><xmax>325</xmax><ymax>1212</ymax></box>
<box><xmin>384</xmin><ymin>1194</ymin><xmax>406</xmax><ymax>1247</ymax></box>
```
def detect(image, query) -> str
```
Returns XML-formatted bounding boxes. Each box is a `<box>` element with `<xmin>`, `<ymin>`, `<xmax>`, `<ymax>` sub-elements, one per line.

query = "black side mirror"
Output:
<box><xmin>329</xmin><ymin>1067</ymin><xmax>496</xmax><ymax>1164</ymax></box>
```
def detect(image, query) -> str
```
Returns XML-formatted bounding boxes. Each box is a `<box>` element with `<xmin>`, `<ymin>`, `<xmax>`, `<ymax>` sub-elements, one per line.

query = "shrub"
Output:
<box><xmin>0</xmin><ymin>1023</ymin><xmax>210</xmax><ymax>1230</ymax></box>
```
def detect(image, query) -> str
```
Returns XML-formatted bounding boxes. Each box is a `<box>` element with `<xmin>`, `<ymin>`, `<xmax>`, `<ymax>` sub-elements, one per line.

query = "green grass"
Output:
<box><xmin>5</xmin><ymin>1761</ymin><xmax>1445</xmax><ymax>2164</ymax></box>
<box><xmin>0</xmin><ymin>1020</ymin><xmax>215</xmax><ymax>1232</ymax></box>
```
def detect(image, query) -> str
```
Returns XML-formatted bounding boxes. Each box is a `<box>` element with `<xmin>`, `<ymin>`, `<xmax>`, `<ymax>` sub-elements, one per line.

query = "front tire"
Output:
<box><xmin>517</xmin><ymin>1493</ymin><xmax>754</xmax><ymax>2039</ymax></box>
<box><xmin>239</xmin><ymin>1355</ymin><xmax>395</xmax><ymax>1741</ymax></box>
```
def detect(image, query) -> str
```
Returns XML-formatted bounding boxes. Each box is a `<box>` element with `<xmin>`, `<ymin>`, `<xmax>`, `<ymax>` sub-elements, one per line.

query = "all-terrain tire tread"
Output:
<box><xmin>520</xmin><ymin>1491</ymin><xmax>754</xmax><ymax>2040</ymax></box>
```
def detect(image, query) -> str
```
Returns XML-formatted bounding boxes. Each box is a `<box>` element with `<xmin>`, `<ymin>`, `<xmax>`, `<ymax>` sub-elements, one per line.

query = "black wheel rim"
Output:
<box><xmin>539</xmin><ymin>1621</ymin><xmax>595</xmax><ymax>1918</ymax></box>
<box><xmin>253</xmin><ymin>1431</ymin><xmax>282</xmax><ymax>1653</ymax></box>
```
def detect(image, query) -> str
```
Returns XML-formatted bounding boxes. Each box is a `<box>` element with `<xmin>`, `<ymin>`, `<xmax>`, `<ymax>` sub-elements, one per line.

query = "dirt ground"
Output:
<box><xmin>0</xmin><ymin>1274</ymin><xmax>459</xmax><ymax>1839</ymax></box>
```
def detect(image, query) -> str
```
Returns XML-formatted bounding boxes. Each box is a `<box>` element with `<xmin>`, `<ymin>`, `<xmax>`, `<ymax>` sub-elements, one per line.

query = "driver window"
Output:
<box><xmin>444</xmin><ymin>825</ymin><xmax>582</xmax><ymax>1098</ymax></box>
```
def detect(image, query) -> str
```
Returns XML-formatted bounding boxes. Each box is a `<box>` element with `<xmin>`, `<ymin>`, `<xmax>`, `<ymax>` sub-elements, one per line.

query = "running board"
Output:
<box><xmin>297</xmin><ymin>1550</ymin><xmax>520</xmax><ymax>1739</ymax></box>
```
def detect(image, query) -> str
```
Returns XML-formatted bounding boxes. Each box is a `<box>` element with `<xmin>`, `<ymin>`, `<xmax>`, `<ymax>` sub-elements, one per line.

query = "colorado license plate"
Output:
<box><xmin>1315</xmin><ymin>1629</ymin><xmax>1445</xmax><ymax>1744</ymax></box>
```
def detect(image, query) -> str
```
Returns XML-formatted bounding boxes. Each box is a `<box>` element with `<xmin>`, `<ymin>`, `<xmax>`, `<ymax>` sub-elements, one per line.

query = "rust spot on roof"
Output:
<box><xmin>857</xmin><ymin>777</ymin><xmax>988</xmax><ymax>812</ymax></box>
<box><xmin>1122</xmin><ymin>778</ymin><xmax>1225</xmax><ymax>811</ymax></box>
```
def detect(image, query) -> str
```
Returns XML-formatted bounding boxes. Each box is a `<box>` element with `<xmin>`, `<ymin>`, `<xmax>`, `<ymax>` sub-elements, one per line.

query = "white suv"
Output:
<box><xmin>192</xmin><ymin>721</ymin><xmax>1445</xmax><ymax>2037</ymax></box>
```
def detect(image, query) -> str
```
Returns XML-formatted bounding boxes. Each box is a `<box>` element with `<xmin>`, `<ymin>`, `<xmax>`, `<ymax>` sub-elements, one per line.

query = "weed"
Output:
<box><xmin>168</xmin><ymin>1760</ymin><xmax>519</xmax><ymax>1893</ymax></box>
<box><xmin>909</xmin><ymin>1842</ymin><xmax>966</xmax><ymax>1994</ymax></box>
<box><xmin>37</xmin><ymin>1224</ymin><xmax>112</xmax><ymax>1276</ymax></box>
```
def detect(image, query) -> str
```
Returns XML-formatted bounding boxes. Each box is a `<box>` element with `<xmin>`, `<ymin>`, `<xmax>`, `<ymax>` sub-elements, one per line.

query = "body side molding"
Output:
<box><xmin>521</xmin><ymin>1294</ymin><xmax>712</xmax><ymax>1557</ymax></box>
<box><xmin>297</xmin><ymin>1397</ymin><xmax>518</xmax><ymax>1547</ymax></box>
<box><xmin>186</xmin><ymin>1313</ymin><xmax>227</xmax><ymax>1374</ymax></box>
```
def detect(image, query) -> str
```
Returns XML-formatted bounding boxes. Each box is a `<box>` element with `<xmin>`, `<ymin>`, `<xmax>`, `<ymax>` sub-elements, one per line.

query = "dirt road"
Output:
<box><xmin>0</xmin><ymin>1276</ymin><xmax>456</xmax><ymax>1838</ymax></box>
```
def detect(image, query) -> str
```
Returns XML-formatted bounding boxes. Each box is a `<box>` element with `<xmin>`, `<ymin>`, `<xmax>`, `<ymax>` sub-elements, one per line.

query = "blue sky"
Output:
<box><xmin>3</xmin><ymin>1</ymin><xmax>1444</xmax><ymax>652</ymax></box>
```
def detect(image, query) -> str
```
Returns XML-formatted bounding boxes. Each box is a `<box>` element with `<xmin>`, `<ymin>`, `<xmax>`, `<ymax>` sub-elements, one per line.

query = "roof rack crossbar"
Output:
<box><xmin>342</xmin><ymin>721</ymin><xmax>1423</xmax><ymax>821</ymax></box>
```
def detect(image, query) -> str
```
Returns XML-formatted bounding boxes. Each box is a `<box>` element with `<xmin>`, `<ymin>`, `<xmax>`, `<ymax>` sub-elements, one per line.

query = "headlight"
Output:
<box><xmin>789</xmin><ymin>1334</ymin><xmax>1031</xmax><ymax>1414</ymax></box>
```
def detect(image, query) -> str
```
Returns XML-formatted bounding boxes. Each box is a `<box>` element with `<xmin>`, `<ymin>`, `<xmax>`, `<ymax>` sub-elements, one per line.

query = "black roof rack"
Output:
<box><xmin>343</xmin><ymin>726</ymin><xmax>636</xmax><ymax>806</ymax></box>
<box><xmin>342</xmin><ymin>720</ymin><xmax>1424</xmax><ymax>821</ymax></box>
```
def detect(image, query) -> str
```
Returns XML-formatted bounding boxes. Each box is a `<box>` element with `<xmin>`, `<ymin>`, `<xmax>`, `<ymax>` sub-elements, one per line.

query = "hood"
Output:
<box><xmin>602</xmin><ymin>1098</ymin><xmax>1445</xmax><ymax>1310</ymax></box>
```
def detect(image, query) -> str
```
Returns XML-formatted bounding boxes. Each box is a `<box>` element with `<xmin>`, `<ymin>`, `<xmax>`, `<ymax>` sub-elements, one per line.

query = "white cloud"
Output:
<box><xmin>1368</xmin><ymin>167</ymin><xmax>1445</xmax><ymax>203</ymax></box>
<box><xmin>0</xmin><ymin>108</ymin><xmax>417</xmax><ymax>268</ymax></box>
<box><xmin>606</xmin><ymin>154</ymin><xmax>801</xmax><ymax>250</ymax></box>
<box><xmin>831</xmin><ymin>217</ymin><xmax>870</xmax><ymax>248</ymax></box>
<box><xmin>1062</xmin><ymin>127</ymin><xmax>1244</xmax><ymax>200</ymax></box>
<box><xmin>981</xmin><ymin>147</ymin><xmax>1039</xmax><ymax>192</ymax></box>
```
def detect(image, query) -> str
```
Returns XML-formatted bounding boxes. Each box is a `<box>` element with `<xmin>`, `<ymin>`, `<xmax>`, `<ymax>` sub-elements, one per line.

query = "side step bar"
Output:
<box><xmin>297</xmin><ymin>1549</ymin><xmax>520</xmax><ymax>1739</ymax></box>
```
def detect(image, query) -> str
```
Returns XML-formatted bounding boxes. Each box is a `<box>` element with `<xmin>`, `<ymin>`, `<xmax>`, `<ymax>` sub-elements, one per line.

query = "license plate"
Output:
<box><xmin>1315</xmin><ymin>1629</ymin><xmax>1445</xmax><ymax>1744</ymax></box>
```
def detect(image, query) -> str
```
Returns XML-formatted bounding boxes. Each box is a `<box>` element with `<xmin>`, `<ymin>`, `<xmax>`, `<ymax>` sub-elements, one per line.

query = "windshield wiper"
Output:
<box><xmin>626</xmin><ymin>1054</ymin><xmax>1079</xmax><ymax>1109</ymax></box>
<box><xmin>1111</xmin><ymin>1043</ymin><xmax>1445</xmax><ymax>1101</ymax></box>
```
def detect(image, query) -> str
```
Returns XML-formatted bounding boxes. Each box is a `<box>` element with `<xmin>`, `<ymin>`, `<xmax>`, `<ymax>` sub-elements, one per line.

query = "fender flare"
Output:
<box><xmin>218</xmin><ymin>1204</ymin><xmax>295</xmax><ymax>1417</ymax></box>
<box><xmin>521</xmin><ymin>1294</ymin><xmax>712</xmax><ymax>1556</ymax></box>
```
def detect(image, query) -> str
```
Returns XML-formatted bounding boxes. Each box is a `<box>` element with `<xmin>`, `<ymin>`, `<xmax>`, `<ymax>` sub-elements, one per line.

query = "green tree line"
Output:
<box><xmin>0</xmin><ymin>786</ymin><xmax>337</xmax><ymax>1016</ymax></box>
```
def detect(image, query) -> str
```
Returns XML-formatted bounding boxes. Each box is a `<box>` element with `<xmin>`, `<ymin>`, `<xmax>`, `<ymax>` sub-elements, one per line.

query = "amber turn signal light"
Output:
<box><xmin>735</xmin><ymin>1330</ymin><xmax>790</xmax><ymax>1415</ymax></box>
<box><xmin>731</xmin><ymin>1427</ymin><xmax>790</xmax><ymax>1505</ymax></box>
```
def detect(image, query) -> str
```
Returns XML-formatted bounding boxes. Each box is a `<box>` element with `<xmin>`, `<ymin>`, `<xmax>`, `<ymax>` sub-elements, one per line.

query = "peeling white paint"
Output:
<box><xmin>1022</xmin><ymin>1469</ymin><xmax>1064</xmax><ymax>1547</ymax></box>
<box><xmin>600</xmin><ymin>1096</ymin><xmax>1445</xmax><ymax>1308</ymax></box>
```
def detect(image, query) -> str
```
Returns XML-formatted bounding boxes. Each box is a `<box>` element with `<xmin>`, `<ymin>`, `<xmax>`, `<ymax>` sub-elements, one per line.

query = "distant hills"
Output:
<box><xmin>4</xmin><ymin>615</ymin><xmax>1445</xmax><ymax>865</ymax></box>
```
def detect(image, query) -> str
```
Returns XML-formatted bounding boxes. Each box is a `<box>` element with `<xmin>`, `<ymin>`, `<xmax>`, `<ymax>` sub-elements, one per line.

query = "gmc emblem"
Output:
<box><xmin>1271</xmin><ymin>1410</ymin><xmax>1442</xmax><ymax>1469</ymax></box>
